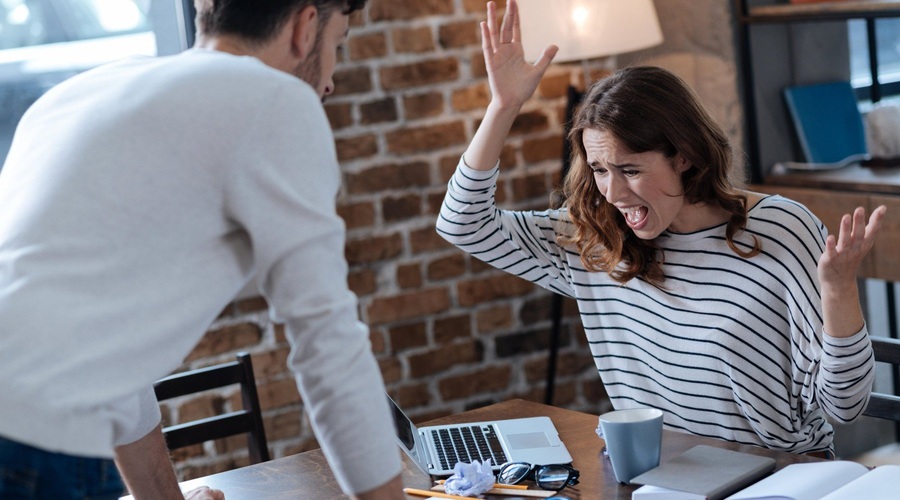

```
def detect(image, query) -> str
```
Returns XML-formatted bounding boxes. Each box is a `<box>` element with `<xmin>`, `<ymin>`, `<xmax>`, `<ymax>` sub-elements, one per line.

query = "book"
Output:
<box><xmin>630</xmin><ymin>445</ymin><xmax>776</xmax><ymax>500</ymax></box>
<box><xmin>782</xmin><ymin>81</ymin><xmax>868</xmax><ymax>166</ymax></box>
<box><xmin>725</xmin><ymin>461</ymin><xmax>900</xmax><ymax>500</ymax></box>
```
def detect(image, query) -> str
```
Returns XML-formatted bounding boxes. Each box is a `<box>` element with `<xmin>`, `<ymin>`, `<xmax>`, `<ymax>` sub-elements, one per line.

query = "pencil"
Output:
<box><xmin>434</xmin><ymin>480</ymin><xmax>529</xmax><ymax>490</ymax></box>
<box><xmin>403</xmin><ymin>487</ymin><xmax>471</xmax><ymax>499</ymax></box>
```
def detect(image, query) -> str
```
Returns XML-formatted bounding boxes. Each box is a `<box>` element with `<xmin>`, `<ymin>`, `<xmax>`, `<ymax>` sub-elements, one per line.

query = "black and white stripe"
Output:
<box><xmin>437</xmin><ymin>161</ymin><xmax>874</xmax><ymax>455</ymax></box>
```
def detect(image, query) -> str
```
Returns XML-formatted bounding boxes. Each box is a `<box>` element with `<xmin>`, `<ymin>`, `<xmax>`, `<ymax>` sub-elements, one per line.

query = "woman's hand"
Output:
<box><xmin>818</xmin><ymin>204</ymin><xmax>886</xmax><ymax>338</ymax></box>
<box><xmin>818</xmin><ymin>205</ymin><xmax>886</xmax><ymax>287</ymax></box>
<box><xmin>481</xmin><ymin>0</ymin><xmax>557</xmax><ymax>110</ymax></box>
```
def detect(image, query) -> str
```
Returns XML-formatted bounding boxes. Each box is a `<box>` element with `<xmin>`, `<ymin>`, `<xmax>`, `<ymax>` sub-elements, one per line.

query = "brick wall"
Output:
<box><xmin>162</xmin><ymin>0</ymin><xmax>740</xmax><ymax>480</ymax></box>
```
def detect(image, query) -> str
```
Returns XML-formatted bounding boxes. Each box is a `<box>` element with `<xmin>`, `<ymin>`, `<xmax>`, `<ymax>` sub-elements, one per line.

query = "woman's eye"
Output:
<box><xmin>622</xmin><ymin>169</ymin><xmax>639</xmax><ymax>177</ymax></box>
<box><xmin>591</xmin><ymin>168</ymin><xmax>607</xmax><ymax>175</ymax></box>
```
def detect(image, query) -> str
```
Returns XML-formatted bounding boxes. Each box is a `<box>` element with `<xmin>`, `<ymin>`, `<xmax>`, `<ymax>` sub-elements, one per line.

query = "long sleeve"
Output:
<box><xmin>224</xmin><ymin>83</ymin><xmax>400</xmax><ymax>494</ymax></box>
<box><xmin>437</xmin><ymin>158</ymin><xmax>575</xmax><ymax>297</ymax></box>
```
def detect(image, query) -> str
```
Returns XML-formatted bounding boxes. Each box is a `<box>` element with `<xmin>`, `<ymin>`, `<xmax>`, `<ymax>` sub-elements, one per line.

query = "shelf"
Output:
<box><xmin>744</xmin><ymin>0</ymin><xmax>900</xmax><ymax>23</ymax></box>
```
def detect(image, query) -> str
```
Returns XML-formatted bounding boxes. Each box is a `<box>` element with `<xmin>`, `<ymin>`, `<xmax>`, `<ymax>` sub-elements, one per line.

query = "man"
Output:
<box><xmin>0</xmin><ymin>1</ymin><xmax>404</xmax><ymax>499</ymax></box>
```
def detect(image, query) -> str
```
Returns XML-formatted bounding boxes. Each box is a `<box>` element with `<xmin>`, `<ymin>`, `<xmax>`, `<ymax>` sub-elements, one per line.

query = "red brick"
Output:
<box><xmin>407</xmin><ymin>339</ymin><xmax>482</xmax><ymax>378</ymax></box>
<box><xmin>404</xmin><ymin>92</ymin><xmax>445</xmax><ymax>120</ymax></box>
<box><xmin>348</xmin><ymin>32</ymin><xmax>387</xmax><ymax>61</ymax></box>
<box><xmin>426</xmin><ymin>254</ymin><xmax>465</xmax><ymax>281</ymax></box>
<box><xmin>367</xmin><ymin>288</ymin><xmax>451</xmax><ymax>325</ymax></box>
<box><xmin>396</xmin><ymin>383</ymin><xmax>431</xmax><ymax>408</ymax></box>
<box><xmin>345</xmin><ymin>161</ymin><xmax>430</xmax><ymax>194</ymax></box>
<box><xmin>359</xmin><ymin>97</ymin><xmax>397</xmax><ymax>125</ymax></box>
<box><xmin>370</xmin><ymin>0</ymin><xmax>453</xmax><ymax>21</ymax></box>
<box><xmin>324</xmin><ymin>103</ymin><xmax>353</xmax><ymax>130</ymax></box>
<box><xmin>186</xmin><ymin>323</ymin><xmax>262</xmax><ymax>361</ymax></box>
<box><xmin>538</xmin><ymin>72</ymin><xmax>573</xmax><ymax>99</ymax></box>
<box><xmin>380</xmin><ymin>356</ymin><xmax>403</xmax><ymax>384</ymax></box>
<box><xmin>470</xmin><ymin>51</ymin><xmax>486</xmax><ymax>78</ymax></box>
<box><xmin>256</xmin><ymin>377</ymin><xmax>301</xmax><ymax>411</ymax></box>
<box><xmin>509</xmin><ymin>111</ymin><xmax>550</xmax><ymax>136</ymax></box>
<box><xmin>426</xmin><ymin>191</ymin><xmax>446</xmax><ymax>215</ymax></box>
<box><xmin>451</xmin><ymin>83</ymin><xmax>490</xmax><ymax>112</ymax></box>
<box><xmin>396</xmin><ymin>262</ymin><xmax>423</xmax><ymax>289</ymax></box>
<box><xmin>331</xmin><ymin>67</ymin><xmax>372</xmax><ymax>97</ymax></box>
<box><xmin>476</xmin><ymin>304</ymin><xmax>514</xmax><ymax>334</ymax></box>
<box><xmin>433</xmin><ymin>314</ymin><xmax>471</xmax><ymax>343</ymax></box>
<box><xmin>510</xmin><ymin>171</ymin><xmax>551</xmax><ymax>201</ymax></box>
<box><xmin>345</xmin><ymin>233</ymin><xmax>403</xmax><ymax>265</ymax></box>
<box><xmin>337</xmin><ymin>201</ymin><xmax>376</xmax><ymax>229</ymax></box>
<box><xmin>348</xmin><ymin>269</ymin><xmax>377</xmax><ymax>296</ymax></box>
<box><xmin>439</xmin><ymin>365</ymin><xmax>511</xmax><ymax>400</ymax></box>
<box><xmin>410</xmin><ymin>226</ymin><xmax>453</xmax><ymax>254</ymax></box>
<box><xmin>250</xmin><ymin>347</ymin><xmax>291</xmax><ymax>380</ymax></box>
<box><xmin>522</xmin><ymin>136</ymin><xmax>564</xmax><ymax>164</ymax></box>
<box><xmin>380</xmin><ymin>58</ymin><xmax>459</xmax><ymax>90</ymax></box>
<box><xmin>386</xmin><ymin>121</ymin><xmax>466</xmax><ymax>154</ymax></box>
<box><xmin>177</xmin><ymin>394</ymin><xmax>222</xmax><ymax>423</ymax></box>
<box><xmin>389</xmin><ymin>322</ymin><xmax>428</xmax><ymax>351</ymax></box>
<box><xmin>469</xmin><ymin>255</ymin><xmax>494</xmax><ymax>274</ymax></box>
<box><xmin>335</xmin><ymin>134</ymin><xmax>378</xmax><ymax>161</ymax></box>
<box><xmin>264</xmin><ymin>409</ymin><xmax>302</xmax><ymax>441</ymax></box>
<box><xmin>457</xmin><ymin>273</ymin><xmax>535</xmax><ymax>307</ymax></box>
<box><xmin>439</xmin><ymin>20</ymin><xmax>479</xmax><ymax>49</ymax></box>
<box><xmin>371</xmin><ymin>327</ymin><xmax>387</xmax><ymax>354</ymax></box>
<box><xmin>463</xmin><ymin>0</ymin><xmax>506</xmax><ymax>12</ymax></box>
<box><xmin>383</xmin><ymin>194</ymin><xmax>422</xmax><ymax>222</ymax></box>
<box><xmin>392</xmin><ymin>26</ymin><xmax>435</xmax><ymax>53</ymax></box>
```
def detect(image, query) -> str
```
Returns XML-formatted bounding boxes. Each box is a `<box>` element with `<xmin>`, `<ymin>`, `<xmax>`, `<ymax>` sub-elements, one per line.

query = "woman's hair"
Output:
<box><xmin>195</xmin><ymin>0</ymin><xmax>366</xmax><ymax>43</ymax></box>
<box><xmin>560</xmin><ymin>66</ymin><xmax>760</xmax><ymax>286</ymax></box>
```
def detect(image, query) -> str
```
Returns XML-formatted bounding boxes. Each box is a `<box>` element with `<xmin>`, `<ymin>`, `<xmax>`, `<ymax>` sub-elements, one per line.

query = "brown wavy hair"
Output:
<box><xmin>560</xmin><ymin>66</ymin><xmax>760</xmax><ymax>287</ymax></box>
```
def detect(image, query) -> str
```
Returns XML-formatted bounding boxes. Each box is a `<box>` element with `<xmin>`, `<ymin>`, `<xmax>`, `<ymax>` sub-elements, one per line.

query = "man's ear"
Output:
<box><xmin>290</xmin><ymin>5</ymin><xmax>319</xmax><ymax>60</ymax></box>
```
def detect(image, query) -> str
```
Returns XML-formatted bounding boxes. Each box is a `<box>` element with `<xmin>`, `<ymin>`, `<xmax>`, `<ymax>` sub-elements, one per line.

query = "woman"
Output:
<box><xmin>437</xmin><ymin>0</ymin><xmax>887</xmax><ymax>456</ymax></box>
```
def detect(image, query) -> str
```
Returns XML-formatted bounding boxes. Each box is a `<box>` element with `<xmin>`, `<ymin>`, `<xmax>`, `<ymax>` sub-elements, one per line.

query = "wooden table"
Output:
<box><xmin>148</xmin><ymin>399</ymin><xmax>822</xmax><ymax>499</ymax></box>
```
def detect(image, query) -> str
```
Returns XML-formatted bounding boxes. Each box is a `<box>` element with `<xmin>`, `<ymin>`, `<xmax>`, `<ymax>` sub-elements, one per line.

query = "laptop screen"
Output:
<box><xmin>386</xmin><ymin>395</ymin><xmax>416</xmax><ymax>451</ymax></box>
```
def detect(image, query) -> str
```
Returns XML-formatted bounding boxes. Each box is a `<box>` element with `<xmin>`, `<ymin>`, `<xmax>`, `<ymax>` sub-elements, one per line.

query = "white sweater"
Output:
<box><xmin>437</xmin><ymin>161</ymin><xmax>874</xmax><ymax>454</ymax></box>
<box><xmin>0</xmin><ymin>49</ymin><xmax>400</xmax><ymax>494</ymax></box>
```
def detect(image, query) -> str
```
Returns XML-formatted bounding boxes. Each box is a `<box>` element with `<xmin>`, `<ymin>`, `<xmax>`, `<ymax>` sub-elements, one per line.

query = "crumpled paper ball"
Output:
<box><xmin>443</xmin><ymin>459</ymin><xmax>495</xmax><ymax>497</ymax></box>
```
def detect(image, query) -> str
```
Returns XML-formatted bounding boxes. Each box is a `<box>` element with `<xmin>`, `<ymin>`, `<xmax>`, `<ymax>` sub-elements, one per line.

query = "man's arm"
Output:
<box><xmin>114</xmin><ymin>424</ymin><xmax>224</xmax><ymax>500</ymax></box>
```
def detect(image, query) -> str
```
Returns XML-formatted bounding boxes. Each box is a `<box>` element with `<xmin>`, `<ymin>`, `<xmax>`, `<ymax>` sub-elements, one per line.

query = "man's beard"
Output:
<box><xmin>295</xmin><ymin>28</ymin><xmax>324</xmax><ymax>96</ymax></box>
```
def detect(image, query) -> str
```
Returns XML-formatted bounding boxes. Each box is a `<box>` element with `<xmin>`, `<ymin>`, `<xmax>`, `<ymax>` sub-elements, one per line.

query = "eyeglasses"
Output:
<box><xmin>496</xmin><ymin>462</ymin><xmax>580</xmax><ymax>491</ymax></box>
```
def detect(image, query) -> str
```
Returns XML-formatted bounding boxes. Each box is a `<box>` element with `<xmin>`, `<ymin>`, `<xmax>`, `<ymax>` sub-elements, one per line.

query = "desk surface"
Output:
<box><xmin>167</xmin><ymin>400</ymin><xmax>821</xmax><ymax>500</ymax></box>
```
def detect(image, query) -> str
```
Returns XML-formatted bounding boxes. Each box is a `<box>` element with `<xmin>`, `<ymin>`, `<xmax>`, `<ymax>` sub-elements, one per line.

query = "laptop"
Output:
<box><xmin>386</xmin><ymin>393</ymin><xmax>573</xmax><ymax>476</ymax></box>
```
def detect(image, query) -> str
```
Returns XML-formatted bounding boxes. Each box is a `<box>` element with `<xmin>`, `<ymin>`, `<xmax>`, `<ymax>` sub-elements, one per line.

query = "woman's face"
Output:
<box><xmin>583</xmin><ymin>128</ymin><xmax>692</xmax><ymax>240</ymax></box>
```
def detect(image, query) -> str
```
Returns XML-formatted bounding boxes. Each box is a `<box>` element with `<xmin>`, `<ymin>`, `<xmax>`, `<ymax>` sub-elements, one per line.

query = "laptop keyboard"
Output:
<box><xmin>430</xmin><ymin>425</ymin><xmax>508</xmax><ymax>471</ymax></box>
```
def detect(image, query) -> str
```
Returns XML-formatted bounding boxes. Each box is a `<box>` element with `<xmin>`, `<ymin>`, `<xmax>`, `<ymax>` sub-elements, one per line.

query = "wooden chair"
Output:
<box><xmin>154</xmin><ymin>352</ymin><xmax>271</xmax><ymax>463</ymax></box>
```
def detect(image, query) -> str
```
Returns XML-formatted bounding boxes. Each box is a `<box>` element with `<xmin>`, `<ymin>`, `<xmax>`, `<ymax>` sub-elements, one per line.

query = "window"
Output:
<box><xmin>0</xmin><ymin>0</ymin><xmax>192</xmax><ymax>165</ymax></box>
<box><xmin>848</xmin><ymin>18</ymin><xmax>900</xmax><ymax>103</ymax></box>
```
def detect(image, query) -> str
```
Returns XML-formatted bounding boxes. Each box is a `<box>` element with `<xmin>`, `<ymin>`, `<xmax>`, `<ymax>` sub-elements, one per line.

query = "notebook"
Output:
<box><xmin>386</xmin><ymin>393</ymin><xmax>573</xmax><ymax>476</ymax></box>
<box><xmin>782</xmin><ymin>81</ymin><xmax>868</xmax><ymax>166</ymax></box>
<box><xmin>630</xmin><ymin>445</ymin><xmax>776</xmax><ymax>500</ymax></box>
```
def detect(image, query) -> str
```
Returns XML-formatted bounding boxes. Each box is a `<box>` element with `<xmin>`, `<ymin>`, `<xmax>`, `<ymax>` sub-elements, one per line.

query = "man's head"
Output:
<box><xmin>194</xmin><ymin>0</ymin><xmax>367</xmax><ymax>97</ymax></box>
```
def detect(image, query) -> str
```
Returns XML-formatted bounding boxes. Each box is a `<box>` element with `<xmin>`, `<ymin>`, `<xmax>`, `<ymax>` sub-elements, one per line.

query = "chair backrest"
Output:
<box><xmin>863</xmin><ymin>337</ymin><xmax>900</xmax><ymax>423</ymax></box>
<box><xmin>154</xmin><ymin>352</ymin><xmax>270</xmax><ymax>463</ymax></box>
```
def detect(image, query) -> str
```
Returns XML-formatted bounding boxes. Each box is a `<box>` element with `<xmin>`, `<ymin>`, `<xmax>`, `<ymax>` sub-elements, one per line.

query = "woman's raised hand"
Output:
<box><xmin>481</xmin><ymin>0</ymin><xmax>557</xmax><ymax>110</ymax></box>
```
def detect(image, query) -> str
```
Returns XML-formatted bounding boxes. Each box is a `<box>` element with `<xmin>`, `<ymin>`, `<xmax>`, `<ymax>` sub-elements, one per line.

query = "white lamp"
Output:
<box><xmin>518</xmin><ymin>0</ymin><xmax>663</xmax><ymax>63</ymax></box>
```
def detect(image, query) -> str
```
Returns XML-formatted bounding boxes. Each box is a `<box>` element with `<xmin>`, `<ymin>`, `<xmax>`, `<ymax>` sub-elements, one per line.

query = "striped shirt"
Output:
<box><xmin>437</xmin><ymin>160</ymin><xmax>874</xmax><ymax>454</ymax></box>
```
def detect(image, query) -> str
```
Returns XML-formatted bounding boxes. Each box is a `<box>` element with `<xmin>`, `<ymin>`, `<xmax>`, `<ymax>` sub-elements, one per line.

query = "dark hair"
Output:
<box><xmin>195</xmin><ymin>0</ymin><xmax>367</xmax><ymax>43</ymax></box>
<box><xmin>560</xmin><ymin>66</ymin><xmax>760</xmax><ymax>287</ymax></box>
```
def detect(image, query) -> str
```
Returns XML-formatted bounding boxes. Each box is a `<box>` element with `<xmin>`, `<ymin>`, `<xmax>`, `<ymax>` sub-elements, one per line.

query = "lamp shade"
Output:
<box><xmin>518</xmin><ymin>0</ymin><xmax>663</xmax><ymax>63</ymax></box>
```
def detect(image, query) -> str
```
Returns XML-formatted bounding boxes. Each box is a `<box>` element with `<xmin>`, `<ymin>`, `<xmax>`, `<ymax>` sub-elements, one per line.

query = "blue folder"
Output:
<box><xmin>782</xmin><ymin>81</ymin><xmax>868</xmax><ymax>164</ymax></box>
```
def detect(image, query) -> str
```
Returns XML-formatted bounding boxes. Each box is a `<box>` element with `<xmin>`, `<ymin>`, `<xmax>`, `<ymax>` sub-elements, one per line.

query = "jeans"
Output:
<box><xmin>0</xmin><ymin>436</ymin><xmax>125</xmax><ymax>499</ymax></box>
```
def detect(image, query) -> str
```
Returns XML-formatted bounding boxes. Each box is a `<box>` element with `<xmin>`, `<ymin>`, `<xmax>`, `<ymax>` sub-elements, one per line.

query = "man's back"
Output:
<box><xmin>0</xmin><ymin>49</ymin><xmax>342</xmax><ymax>457</ymax></box>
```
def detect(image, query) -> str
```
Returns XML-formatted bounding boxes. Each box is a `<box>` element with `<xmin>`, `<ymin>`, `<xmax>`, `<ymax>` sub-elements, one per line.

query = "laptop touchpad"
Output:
<box><xmin>506</xmin><ymin>432</ymin><xmax>551</xmax><ymax>449</ymax></box>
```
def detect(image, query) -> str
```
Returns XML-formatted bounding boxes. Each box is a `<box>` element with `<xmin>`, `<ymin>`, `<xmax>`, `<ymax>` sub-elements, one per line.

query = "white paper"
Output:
<box><xmin>725</xmin><ymin>462</ymin><xmax>869</xmax><ymax>500</ymax></box>
<box><xmin>633</xmin><ymin>484</ymin><xmax>705</xmax><ymax>499</ymax></box>
<box><xmin>820</xmin><ymin>465</ymin><xmax>900</xmax><ymax>500</ymax></box>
